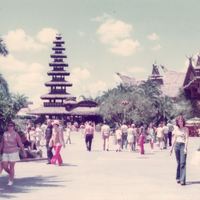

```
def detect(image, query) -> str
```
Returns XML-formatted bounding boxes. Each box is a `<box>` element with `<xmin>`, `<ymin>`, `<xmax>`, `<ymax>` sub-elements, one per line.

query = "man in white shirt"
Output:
<box><xmin>156</xmin><ymin>123</ymin><xmax>164</xmax><ymax>150</ymax></box>
<box><xmin>163</xmin><ymin>123</ymin><xmax>169</xmax><ymax>149</ymax></box>
<box><xmin>101</xmin><ymin>122</ymin><xmax>110</xmax><ymax>151</ymax></box>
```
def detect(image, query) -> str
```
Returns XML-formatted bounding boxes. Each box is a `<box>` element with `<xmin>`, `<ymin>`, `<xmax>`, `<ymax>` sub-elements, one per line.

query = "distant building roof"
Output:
<box><xmin>29</xmin><ymin>106</ymin><xmax>99</xmax><ymax>116</ymax></box>
<box><xmin>116</xmin><ymin>72</ymin><xmax>143</xmax><ymax>86</ymax></box>
<box><xmin>41</xmin><ymin>94</ymin><xmax>74</xmax><ymax>99</ymax></box>
<box><xmin>64</xmin><ymin>100</ymin><xmax>77</xmax><ymax>104</ymax></box>
<box><xmin>45</xmin><ymin>81</ymin><xmax>72</xmax><ymax>86</ymax></box>
<box><xmin>161</xmin><ymin>70</ymin><xmax>185</xmax><ymax>97</ymax></box>
<box><xmin>17</xmin><ymin>107</ymin><xmax>37</xmax><ymax>117</ymax></box>
<box><xmin>117</xmin><ymin>68</ymin><xmax>185</xmax><ymax>97</ymax></box>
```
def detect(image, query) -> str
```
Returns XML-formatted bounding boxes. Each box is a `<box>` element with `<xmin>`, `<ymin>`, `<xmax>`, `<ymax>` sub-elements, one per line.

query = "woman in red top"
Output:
<box><xmin>0</xmin><ymin>121</ymin><xmax>26</xmax><ymax>186</ymax></box>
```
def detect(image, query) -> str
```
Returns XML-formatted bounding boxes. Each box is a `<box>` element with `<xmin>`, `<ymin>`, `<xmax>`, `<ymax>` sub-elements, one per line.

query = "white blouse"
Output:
<box><xmin>173</xmin><ymin>126</ymin><xmax>188</xmax><ymax>143</ymax></box>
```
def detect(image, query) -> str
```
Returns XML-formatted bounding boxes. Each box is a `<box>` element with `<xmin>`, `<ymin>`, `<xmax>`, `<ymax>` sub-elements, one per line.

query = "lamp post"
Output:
<box><xmin>121</xmin><ymin>100</ymin><xmax>129</xmax><ymax>123</ymax></box>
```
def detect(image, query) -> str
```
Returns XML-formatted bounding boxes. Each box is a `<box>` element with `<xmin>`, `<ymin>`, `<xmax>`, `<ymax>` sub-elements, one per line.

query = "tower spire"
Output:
<box><xmin>149</xmin><ymin>62</ymin><xmax>163</xmax><ymax>84</ymax></box>
<box><xmin>41</xmin><ymin>34</ymin><xmax>76</xmax><ymax>107</ymax></box>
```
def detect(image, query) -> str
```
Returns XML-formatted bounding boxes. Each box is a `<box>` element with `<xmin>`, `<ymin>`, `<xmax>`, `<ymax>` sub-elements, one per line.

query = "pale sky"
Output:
<box><xmin>0</xmin><ymin>0</ymin><xmax>200</xmax><ymax>107</ymax></box>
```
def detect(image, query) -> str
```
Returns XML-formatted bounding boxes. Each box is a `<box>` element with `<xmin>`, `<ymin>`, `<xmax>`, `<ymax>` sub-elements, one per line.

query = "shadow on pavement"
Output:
<box><xmin>61</xmin><ymin>163</ymin><xmax>78</xmax><ymax>167</ymax></box>
<box><xmin>187</xmin><ymin>181</ymin><xmax>200</xmax><ymax>185</ymax></box>
<box><xmin>0</xmin><ymin>175</ymin><xmax>68</xmax><ymax>199</ymax></box>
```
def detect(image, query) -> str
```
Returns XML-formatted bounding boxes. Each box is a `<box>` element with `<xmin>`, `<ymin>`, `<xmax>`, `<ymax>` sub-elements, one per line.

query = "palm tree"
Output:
<box><xmin>0</xmin><ymin>73</ymin><xmax>9</xmax><ymax>97</ymax></box>
<box><xmin>12</xmin><ymin>94</ymin><xmax>28</xmax><ymax>112</ymax></box>
<box><xmin>0</xmin><ymin>38</ymin><xmax>8</xmax><ymax>56</ymax></box>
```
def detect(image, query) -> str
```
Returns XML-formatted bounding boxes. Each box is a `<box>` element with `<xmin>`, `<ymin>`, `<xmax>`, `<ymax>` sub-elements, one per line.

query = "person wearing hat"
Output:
<box><xmin>0</xmin><ymin>121</ymin><xmax>26</xmax><ymax>186</ymax></box>
<box><xmin>49</xmin><ymin>120</ymin><xmax>65</xmax><ymax>166</ymax></box>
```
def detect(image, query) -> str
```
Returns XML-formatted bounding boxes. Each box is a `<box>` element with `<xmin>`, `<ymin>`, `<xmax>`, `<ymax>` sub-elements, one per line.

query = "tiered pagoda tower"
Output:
<box><xmin>41</xmin><ymin>34</ymin><xmax>76</xmax><ymax>107</ymax></box>
<box><xmin>29</xmin><ymin>34</ymin><xmax>101</xmax><ymax>122</ymax></box>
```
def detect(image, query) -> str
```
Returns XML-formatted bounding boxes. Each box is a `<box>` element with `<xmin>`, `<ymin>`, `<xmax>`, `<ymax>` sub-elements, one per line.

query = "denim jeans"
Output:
<box><xmin>175</xmin><ymin>142</ymin><xmax>187</xmax><ymax>183</ymax></box>
<box><xmin>168</xmin><ymin>132</ymin><xmax>172</xmax><ymax>146</ymax></box>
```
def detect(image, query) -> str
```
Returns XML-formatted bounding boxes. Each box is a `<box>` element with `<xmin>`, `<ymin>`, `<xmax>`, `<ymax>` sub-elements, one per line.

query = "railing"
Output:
<box><xmin>52</xmin><ymin>67</ymin><xmax>64</xmax><ymax>71</ymax></box>
<box><xmin>52</xmin><ymin>78</ymin><xmax>65</xmax><ymax>81</ymax></box>
<box><xmin>51</xmin><ymin>54</ymin><xmax>66</xmax><ymax>58</ymax></box>
<box><xmin>44</xmin><ymin>102</ymin><xmax>63</xmax><ymax>107</ymax></box>
<box><xmin>55</xmin><ymin>51</ymin><xmax>63</xmax><ymax>54</ymax></box>
<box><xmin>50</xmin><ymin>90</ymin><xmax>66</xmax><ymax>94</ymax></box>
<box><xmin>52</xmin><ymin>47</ymin><xmax>65</xmax><ymax>51</ymax></box>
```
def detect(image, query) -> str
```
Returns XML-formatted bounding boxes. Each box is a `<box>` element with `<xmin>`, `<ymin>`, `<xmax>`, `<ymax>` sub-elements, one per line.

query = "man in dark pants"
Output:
<box><xmin>45</xmin><ymin>119</ymin><xmax>53</xmax><ymax>164</ymax></box>
<box><xmin>167</xmin><ymin>121</ymin><xmax>174</xmax><ymax>147</ymax></box>
<box><xmin>85</xmin><ymin>134</ymin><xmax>93</xmax><ymax>151</ymax></box>
<box><xmin>84</xmin><ymin>122</ymin><xmax>94</xmax><ymax>151</ymax></box>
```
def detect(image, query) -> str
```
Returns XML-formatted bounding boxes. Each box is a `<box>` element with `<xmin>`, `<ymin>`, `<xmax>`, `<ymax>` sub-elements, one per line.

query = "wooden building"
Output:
<box><xmin>183</xmin><ymin>56</ymin><xmax>200</xmax><ymax>99</ymax></box>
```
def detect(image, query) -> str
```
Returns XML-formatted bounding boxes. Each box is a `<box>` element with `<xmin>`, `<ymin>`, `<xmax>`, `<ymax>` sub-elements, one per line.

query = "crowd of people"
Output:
<box><xmin>0</xmin><ymin>115</ymin><xmax>199</xmax><ymax>186</ymax></box>
<box><xmin>98</xmin><ymin>121</ymin><xmax>174</xmax><ymax>154</ymax></box>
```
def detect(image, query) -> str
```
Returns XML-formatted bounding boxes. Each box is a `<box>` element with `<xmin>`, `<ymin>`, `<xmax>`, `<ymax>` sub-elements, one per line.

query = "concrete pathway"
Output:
<box><xmin>0</xmin><ymin>132</ymin><xmax>200</xmax><ymax>200</ymax></box>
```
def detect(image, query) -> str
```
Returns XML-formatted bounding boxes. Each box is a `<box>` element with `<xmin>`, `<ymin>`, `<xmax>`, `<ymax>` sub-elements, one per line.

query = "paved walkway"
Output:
<box><xmin>0</xmin><ymin>132</ymin><xmax>200</xmax><ymax>200</ymax></box>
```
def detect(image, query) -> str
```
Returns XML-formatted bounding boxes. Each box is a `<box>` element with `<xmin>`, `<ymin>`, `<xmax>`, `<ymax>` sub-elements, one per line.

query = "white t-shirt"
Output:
<box><xmin>173</xmin><ymin>126</ymin><xmax>188</xmax><ymax>143</ymax></box>
<box><xmin>41</xmin><ymin>124</ymin><xmax>47</xmax><ymax>134</ymax></box>
<box><xmin>121</xmin><ymin>125</ymin><xmax>128</xmax><ymax>133</ymax></box>
<box><xmin>35</xmin><ymin>127</ymin><xmax>43</xmax><ymax>141</ymax></box>
<box><xmin>157</xmin><ymin>127</ymin><xmax>164</xmax><ymax>138</ymax></box>
<box><xmin>127</xmin><ymin>127</ymin><xmax>134</xmax><ymax>136</ymax></box>
<box><xmin>115</xmin><ymin>129</ymin><xmax>122</xmax><ymax>140</ymax></box>
<box><xmin>163</xmin><ymin>126</ymin><xmax>169</xmax><ymax>135</ymax></box>
<box><xmin>101</xmin><ymin>125</ymin><xmax>110</xmax><ymax>136</ymax></box>
<box><xmin>64</xmin><ymin>127</ymin><xmax>71</xmax><ymax>137</ymax></box>
<box><xmin>127</xmin><ymin>127</ymin><xmax>134</xmax><ymax>142</ymax></box>
<box><xmin>29</xmin><ymin>130</ymin><xmax>36</xmax><ymax>141</ymax></box>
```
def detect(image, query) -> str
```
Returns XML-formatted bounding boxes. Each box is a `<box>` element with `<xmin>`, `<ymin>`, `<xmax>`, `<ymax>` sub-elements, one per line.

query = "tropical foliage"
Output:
<box><xmin>0</xmin><ymin>38</ymin><xmax>28</xmax><ymax>134</ymax></box>
<box><xmin>96</xmin><ymin>81</ymin><xmax>192</xmax><ymax>126</ymax></box>
<box><xmin>0</xmin><ymin>74</ymin><xmax>28</xmax><ymax>134</ymax></box>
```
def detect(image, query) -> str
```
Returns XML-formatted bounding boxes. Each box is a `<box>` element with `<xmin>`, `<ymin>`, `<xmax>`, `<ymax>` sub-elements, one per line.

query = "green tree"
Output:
<box><xmin>0</xmin><ymin>78</ymin><xmax>28</xmax><ymax>134</ymax></box>
<box><xmin>0</xmin><ymin>39</ymin><xmax>27</xmax><ymax>134</ymax></box>
<box><xmin>96</xmin><ymin>80</ymin><xmax>193</xmax><ymax>126</ymax></box>
<box><xmin>171</xmin><ymin>89</ymin><xmax>193</xmax><ymax>119</ymax></box>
